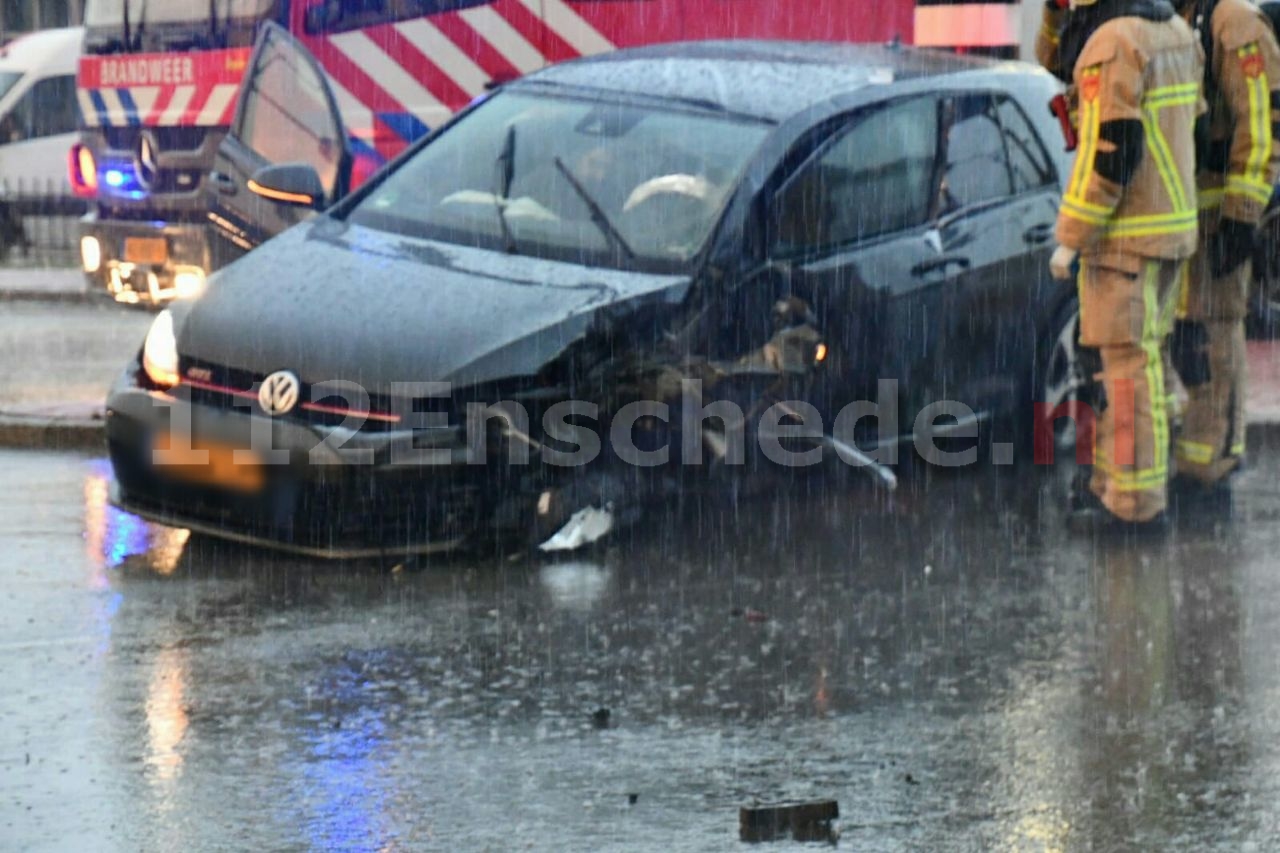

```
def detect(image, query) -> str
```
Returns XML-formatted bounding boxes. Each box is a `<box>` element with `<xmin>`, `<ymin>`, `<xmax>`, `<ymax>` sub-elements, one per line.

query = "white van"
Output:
<box><xmin>0</xmin><ymin>27</ymin><xmax>84</xmax><ymax>257</ymax></box>
<box><xmin>0</xmin><ymin>27</ymin><xmax>83</xmax><ymax>193</ymax></box>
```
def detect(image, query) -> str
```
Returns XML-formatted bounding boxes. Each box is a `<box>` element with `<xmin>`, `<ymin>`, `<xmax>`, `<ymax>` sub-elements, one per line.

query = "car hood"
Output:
<box><xmin>178</xmin><ymin>220</ymin><xmax>692</xmax><ymax>393</ymax></box>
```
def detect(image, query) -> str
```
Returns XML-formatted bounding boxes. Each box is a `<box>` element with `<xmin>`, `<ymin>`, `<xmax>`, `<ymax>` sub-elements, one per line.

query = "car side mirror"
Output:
<box><xmin>248</xmin><ymin>163</ymin><xmax>325</xmax><ymax>210</ymax></box>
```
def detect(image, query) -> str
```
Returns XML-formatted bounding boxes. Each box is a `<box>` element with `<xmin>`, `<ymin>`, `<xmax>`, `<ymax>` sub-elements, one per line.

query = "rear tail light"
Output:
<box><xmin>69</xmin><ymin>144</ymin><xmax>98</xmax><ymax>197</ymax></box>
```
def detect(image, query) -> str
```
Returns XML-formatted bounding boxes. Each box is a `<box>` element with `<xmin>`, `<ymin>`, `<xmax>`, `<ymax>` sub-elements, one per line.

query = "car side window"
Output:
<box><xmin>994</xmin><ymin>95</ymin><xmax>1054</xmax><ymax>193</ymax></box>
<box><xmin>936</xmin><ymin>93</ymin><xmax>1012</xmax><ymax>213</ymax></box>
<box><xmin>237</xmin><ymin>29</ymin><xmax>343</xmax><ymax>197</ymax></box>
<box><xmin>0</xmin><ymin>75</ymin><xmax>77</xmax><ymax>144</ymax></box>
<box><xmin>769</xmin><ymin>96</ymin><xmax>939</xmax><ymax>256</ymax></box>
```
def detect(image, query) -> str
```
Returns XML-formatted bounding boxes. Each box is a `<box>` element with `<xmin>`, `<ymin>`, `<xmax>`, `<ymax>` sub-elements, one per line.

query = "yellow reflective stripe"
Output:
<box><xmin>1225</xmin><ymin>174</ymin><xmax>1273</xmax><ymax>205</ymax></box>
<box><xmin>1145</xmin><ymin>83</ymin><xmax>1200</xmax><ymax>100</ymax></box>
<box><xmin>1141</xmin><ymin>262</ymin><xmax>1170</xmax><ymax>486</ymax></box>
<box><xmin>1068</xmin><ymin>87</ymin><xmax>1100</xmax><ymax>202</ymax></box>
<box><xmin>1061</xmin><ymin>198</ymin><xmax>1113</xmax><ymax>225</ymax></box>
<box><xmin>1176</xmin><ymin>439</ymin><xmax>1215</xmax><ymax>465</ymax></box>
<box><xmin>1104</xmin><ymin>211</ymin><xmax>1198</xmax><ymax>237</ymax></box>
<box><xmin>1230</xmin><ymin>442</ymin><xmax>1245</xmax><ymax>456</ymax></box>
<box><xmin>1242</xmin><ymin>58</ymin><xmax>1272</xmax><ymax>198</ymax></box>
<box><xmin>1064</xmin><ymin>195</ymin><xmax>1114</xmax><ymax>216</ymax></box>
<box><xmin>1106</xmin><ymin>469</ymin><xmax>1170</xmax><ymax>491</ymax></box>
<box><xmin>1146</xmin><ymin>101</ymin><xmax>1192</xmax><ymax>212</ymax></box>
<box><xmin>1177</xmin><ymin>260</ymin><xmax>1190</xmax><ymax>318</ymax></box>
<box><xmin>1199</xmin><ymin>187</ymin><xmax>1226</xmax><ymax>210</ymax></box>
<box><xmin>1096</xmin><ymin>451</ymin><xmax>1168</xmax><ymax>489</ymax></box>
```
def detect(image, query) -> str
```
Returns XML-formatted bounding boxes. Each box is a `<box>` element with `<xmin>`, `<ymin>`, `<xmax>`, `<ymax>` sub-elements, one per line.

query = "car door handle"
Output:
<box><xmin>1023</xmin><ymin>223</ymin><xmax>1054</xmax><ymax>244</ymax></box>
<box><xmin>911</xmin><ymin>256</ymin><xmax>971</xmax><ymax>277</ymax></box>
<box><xmin>209</xmin><ymin>171</ymin><xmax>237</xmax><ymax>196</ymax></box>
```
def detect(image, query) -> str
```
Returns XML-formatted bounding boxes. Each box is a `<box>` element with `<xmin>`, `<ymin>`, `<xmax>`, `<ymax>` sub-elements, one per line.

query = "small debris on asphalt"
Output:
<box><xmin>539</xmin><ymin>506</ymin><xmax>615</xmax><ymax>552</ymax></box>
<box><xmin>904</xmin><ymin>773</ymin><xmax>919</xmax><ymax>786</ymax></box>
<box><xmin>627</xmin><ymin>793</ymin><xmax>639</xmax><ymax>806</ymax></box>
<box><xmin>591</xmin><ymin>708</ymin><xmax>611</xmax><ymax>729</ymax></box>
<box><xmin>731</xmin><ymin>607</ymin><xmax>768</xmax><ymax>624</ymax></box>
<box><xmin>740</xmin><ymin>800</ymin><xmax>839</xmax><ymax>843</ymax></box>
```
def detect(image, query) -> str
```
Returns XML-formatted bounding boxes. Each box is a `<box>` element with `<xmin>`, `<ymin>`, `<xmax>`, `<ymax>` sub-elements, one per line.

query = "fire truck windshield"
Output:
<box><xmin>85</xmin><ymin>0</ymin><xmax>274</xmax><ymax>27</ymax></box>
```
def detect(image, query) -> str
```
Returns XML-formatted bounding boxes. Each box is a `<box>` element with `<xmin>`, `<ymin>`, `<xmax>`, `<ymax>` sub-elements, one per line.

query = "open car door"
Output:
<box><xmin>207</xmin><ymin>21</ymin><xmax>349</xmax><ymax>270</ymax></box>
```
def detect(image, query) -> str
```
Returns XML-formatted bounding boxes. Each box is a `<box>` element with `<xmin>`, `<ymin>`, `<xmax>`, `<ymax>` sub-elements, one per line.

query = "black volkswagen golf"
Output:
<box><xmin>106</xmin><ymin>40</ymin><xmax>1082</xmax><ymax>558</ymax></box>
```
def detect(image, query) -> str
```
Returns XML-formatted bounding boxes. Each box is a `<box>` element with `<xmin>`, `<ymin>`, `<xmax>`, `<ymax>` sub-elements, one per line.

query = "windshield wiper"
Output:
<box><xmin>492</xmin><ymin>124</ymin><xmax>518</xmax><ymax>254</ymax></box>
<box><xmin>553</xmin><ymin>156</ymin><xmax>636</xmax><ymax>261</ymax></box>
<box><xmin>207</xmin><ymin>0</ymin><xmax>223</xmax><ymax>49</ymax></box>
<box><xmin>122</xmin><ymin>0</ymin><xmax>132</xmax><ymax>54</ymax></box>
<box><xmin>128</xmin><ymin>0</ymin><xmax>149</xmax><ymax>52</ymax></box>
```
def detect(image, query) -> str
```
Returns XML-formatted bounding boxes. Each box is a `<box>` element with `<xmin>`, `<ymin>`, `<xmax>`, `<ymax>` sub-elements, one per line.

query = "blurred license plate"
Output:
<box><xmin>123</xmin><ymin>237</ymin><xmax>167</xmax><ymax>265</ymax></box>
<box><xmin>152</xmin><ymin>432</ymin><xmax>263</xmax><ymax>493</ymax></box>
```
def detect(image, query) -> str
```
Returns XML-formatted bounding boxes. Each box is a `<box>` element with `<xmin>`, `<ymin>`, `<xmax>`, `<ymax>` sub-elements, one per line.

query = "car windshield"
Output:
<box><xmin>85</xmin><ymin>0</ymin><xmax>274</xmax><ymax>27</ymax></box>
<box><xmin>348</xmin><ymin>89</ymin><xmax>770</xmax><ymax>271</ymax></box>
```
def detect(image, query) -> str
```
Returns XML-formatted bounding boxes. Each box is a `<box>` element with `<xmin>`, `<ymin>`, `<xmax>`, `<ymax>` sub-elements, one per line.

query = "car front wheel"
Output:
<box><xmin>1037</xmin><ymin>297</ymin><xmax>1101</xmax><ymax>459</ymax></box>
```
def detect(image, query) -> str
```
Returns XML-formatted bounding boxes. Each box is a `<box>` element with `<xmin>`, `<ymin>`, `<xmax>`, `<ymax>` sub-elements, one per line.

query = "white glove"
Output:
<box><xmin>1050</xmin><ymin>245</ymin><xmax>1078</xmax><ymax>281</ymax></box>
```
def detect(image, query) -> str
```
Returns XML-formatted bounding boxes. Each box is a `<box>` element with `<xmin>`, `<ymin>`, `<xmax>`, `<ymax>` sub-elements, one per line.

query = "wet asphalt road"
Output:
<box><xmin>4</xmin><ymin>447</ymin><xmax>1280</xmax><ymax>851</ymax></box>
<box><xmin>0</xmin><ymin>302</ymin><xmax>151</xmax><ymax>409</ymax></box>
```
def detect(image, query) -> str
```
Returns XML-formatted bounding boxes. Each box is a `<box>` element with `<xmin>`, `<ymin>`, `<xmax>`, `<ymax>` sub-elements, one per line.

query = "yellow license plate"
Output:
<box><xmin>123</xmin><ymin>237</ymin><xmax>168</xmax><ymax>265</ymax></box>
<box><xmin>153</xmin><ymin>432</ymin><xmax>264</xmax><ymax>493</ymax></box>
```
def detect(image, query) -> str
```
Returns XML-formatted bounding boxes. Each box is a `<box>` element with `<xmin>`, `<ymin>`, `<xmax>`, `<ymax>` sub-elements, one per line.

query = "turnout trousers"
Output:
<box><xmin>1079</xmin><ymin>257</ymin><xmax>1185</xmax><ymax>522</ymax></box>
<box><xmin>1174</xmin><ymin>221</ymin><xmax>1250</xmax><ymax>484</ymax></box>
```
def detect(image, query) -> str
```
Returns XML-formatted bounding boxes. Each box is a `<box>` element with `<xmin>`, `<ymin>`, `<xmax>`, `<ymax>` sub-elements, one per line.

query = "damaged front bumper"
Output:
<box><xmin>104</xmin><ymin>367</ymin><xmax>595</xmax><ymax>558</ymax></box>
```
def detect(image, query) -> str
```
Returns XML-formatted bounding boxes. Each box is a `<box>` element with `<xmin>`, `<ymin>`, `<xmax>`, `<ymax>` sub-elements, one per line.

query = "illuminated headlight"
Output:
<box><xmin>173</xmin><ymin>266</ymin><xmax>205</xmax><ymax>300</ymax></box>
<box><xmin>142</xmin><ymin>309</ymin><xmax>180</xmax><ymax>388</ymax></box>
<box><xmin>80</xmin><ymin>235</ymin><xmax>101</xmax><ymax>273</ymax></box>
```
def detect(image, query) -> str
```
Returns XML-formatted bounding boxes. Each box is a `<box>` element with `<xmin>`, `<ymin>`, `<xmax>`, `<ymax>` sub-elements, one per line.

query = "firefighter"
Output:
<box><xmin>1170</xmin><ymin>0</ymin><xmax>1280</xmax><ymax>505</ymax></box>
<box><xmin>1048</xmin><ymin>0</ymin><xmax>1204</xmax><ymax>530</ymax></box>
<box><xmin>1037</xmin><ymin>0</ymin><xmax>1074</xmax><ymax>81</ymax></box>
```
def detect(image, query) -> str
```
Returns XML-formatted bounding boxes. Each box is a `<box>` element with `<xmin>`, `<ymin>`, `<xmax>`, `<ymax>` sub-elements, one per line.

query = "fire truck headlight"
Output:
<box><xmin>80</xmin><ymin>236</ymin><xmax>101</xmax><ymax>273</ymax></box>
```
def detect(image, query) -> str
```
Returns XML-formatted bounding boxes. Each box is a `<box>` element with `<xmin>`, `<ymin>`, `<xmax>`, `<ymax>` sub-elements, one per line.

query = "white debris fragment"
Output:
<box><xmin>538</xmin><ymin>505</ymin><xmax>615</xmax><ymax>552</ymax></box>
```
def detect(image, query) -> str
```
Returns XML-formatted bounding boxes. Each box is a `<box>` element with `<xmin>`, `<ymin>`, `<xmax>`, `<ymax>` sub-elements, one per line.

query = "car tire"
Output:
<box><xmin>1033</xmin><ymin>296</ymin><xmax>1101</xmax><ymax>463</ymax></box>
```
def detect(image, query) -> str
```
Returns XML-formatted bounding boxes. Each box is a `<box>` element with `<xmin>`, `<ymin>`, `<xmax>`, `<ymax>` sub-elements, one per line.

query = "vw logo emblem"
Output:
<box><xmin>258</xmin><ymin>370</ymin><xmax>301</xmax><ymax>417</ymax></box>
<box><xmin>134</xmin><ymin>131</ymin><xmax>158</xmax><ymax>191</ymax></box>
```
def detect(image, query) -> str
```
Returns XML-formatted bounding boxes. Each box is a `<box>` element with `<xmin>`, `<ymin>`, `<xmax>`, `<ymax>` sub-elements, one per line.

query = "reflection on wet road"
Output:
<box><xmin>4</xmin><ymin>448</ymin><xmax>1280</xmax><ymax>850</ymax></box>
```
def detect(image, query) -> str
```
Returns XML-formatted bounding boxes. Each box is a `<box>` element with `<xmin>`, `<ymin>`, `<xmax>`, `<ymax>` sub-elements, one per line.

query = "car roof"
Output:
<box><xmin>523</xmin><ymin>40</ymin><xmax>1004</xmax><ymax>121</ymax></box>
<box><xmin>0</xmin><ymin>27</ymin><xmax>84</xmax><ymax>76</ymax></box>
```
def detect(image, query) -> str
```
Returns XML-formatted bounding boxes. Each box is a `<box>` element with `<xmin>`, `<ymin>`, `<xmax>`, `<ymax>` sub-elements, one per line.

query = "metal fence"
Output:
<box><xmin>0</xmin><ymin>177</ymin><xmax>86</xmax><ymax>269</ymax></box>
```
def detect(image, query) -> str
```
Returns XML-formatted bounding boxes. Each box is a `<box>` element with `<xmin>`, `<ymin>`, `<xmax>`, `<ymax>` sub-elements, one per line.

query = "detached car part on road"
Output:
<box><xmin>106</xmin><ymin>41</ymin><xmax>1075</xmax><ymax>557</ymax></box>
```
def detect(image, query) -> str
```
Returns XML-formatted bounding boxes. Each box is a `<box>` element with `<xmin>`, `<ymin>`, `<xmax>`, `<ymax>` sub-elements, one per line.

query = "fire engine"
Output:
<box><xmin>72</xmin><ymin>0</ymin><xmax>1023</xmax><ymax>303</ymax></box>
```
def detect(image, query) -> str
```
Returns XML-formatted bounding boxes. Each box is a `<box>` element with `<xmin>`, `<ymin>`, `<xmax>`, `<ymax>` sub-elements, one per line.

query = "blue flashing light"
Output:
<box><xmin>104</xmin><ymin>169</ymin><xmax>126</xmax><ymax>188</ymax></box>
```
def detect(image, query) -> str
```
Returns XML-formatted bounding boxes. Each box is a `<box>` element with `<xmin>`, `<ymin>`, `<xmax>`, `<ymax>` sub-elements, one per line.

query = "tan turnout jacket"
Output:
<box><xmin>1196</xmin><ymin>0</ymin><xmax>1280</xmax><ymax>224</ymax></box>
<box><xmin>1056</xmin><ymin>14</ymin><xmax>1205</xmax><ymax>272</ymax></box>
